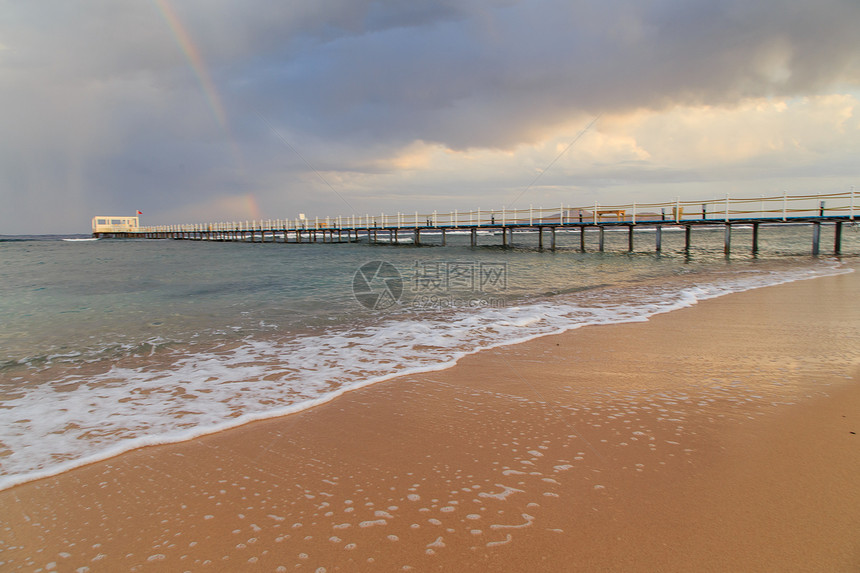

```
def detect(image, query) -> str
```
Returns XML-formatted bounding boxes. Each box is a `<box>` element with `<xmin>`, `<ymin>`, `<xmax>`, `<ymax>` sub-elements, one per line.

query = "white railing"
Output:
<box><xmin>133</xmin><ymin>188</ymin><xmax>856</xmax><ymax>234</ymax></box>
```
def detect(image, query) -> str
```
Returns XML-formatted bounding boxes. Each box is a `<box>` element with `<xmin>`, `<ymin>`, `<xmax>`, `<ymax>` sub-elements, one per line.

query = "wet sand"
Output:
<box><xmin>2</xmin><ymin>269</ymin><xmax>859</xmax><ymax>572</ymax></box>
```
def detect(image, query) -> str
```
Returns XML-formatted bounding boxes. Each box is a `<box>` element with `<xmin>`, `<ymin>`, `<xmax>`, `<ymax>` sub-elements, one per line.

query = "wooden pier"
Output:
<box><xmin>93</xmin><ymin>190</ymin><xmax>857</xmax><ymax>255</ymax></box>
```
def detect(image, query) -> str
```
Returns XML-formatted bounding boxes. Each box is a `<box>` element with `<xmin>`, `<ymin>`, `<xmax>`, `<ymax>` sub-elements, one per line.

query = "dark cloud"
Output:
<box><xmin>257</xmin><ymin>0</ymin><xmax>860</xmax><ymax>149</ymax></box>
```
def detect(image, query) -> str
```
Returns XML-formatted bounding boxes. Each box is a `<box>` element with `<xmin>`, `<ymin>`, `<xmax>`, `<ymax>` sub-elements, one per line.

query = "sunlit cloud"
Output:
<box><xmin>292</xmin><ymin>94</ymin><xmax>859</xmax><ymax>214</ymax></box>
<box><xmin>593</xmin><ymin>94</ymin><xmax>859</xmax><ymax>168</ymax></box>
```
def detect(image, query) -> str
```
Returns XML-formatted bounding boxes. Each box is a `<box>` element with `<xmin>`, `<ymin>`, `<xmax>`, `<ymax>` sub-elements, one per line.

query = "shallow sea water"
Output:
<box><xmin>0</xmin><ymin>223</ymin><xmax>857</xmax><ymax>488</ymax></box>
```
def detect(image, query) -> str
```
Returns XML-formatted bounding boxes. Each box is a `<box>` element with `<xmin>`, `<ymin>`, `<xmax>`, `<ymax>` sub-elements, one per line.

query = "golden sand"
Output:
<box><xmin>2</xmin><ymin>270</ymin><xmax>859</xmax><ymax>571</ymax></box>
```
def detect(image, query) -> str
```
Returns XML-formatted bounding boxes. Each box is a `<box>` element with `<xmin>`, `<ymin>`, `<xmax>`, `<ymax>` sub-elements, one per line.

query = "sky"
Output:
<box><xmin>1</xmin><ymin>0</ymin><xmax>859</xmax><ymax>234</ymax></box>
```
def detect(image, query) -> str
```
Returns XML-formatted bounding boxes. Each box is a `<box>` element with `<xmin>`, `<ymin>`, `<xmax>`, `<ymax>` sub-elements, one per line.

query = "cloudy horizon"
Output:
<box><xmin>2</xmin><ymin>0</ymin><xmax>859</xmax><ymax>234</ymax></box>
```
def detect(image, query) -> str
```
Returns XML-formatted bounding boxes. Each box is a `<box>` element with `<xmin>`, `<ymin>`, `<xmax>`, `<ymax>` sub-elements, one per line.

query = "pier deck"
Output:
<box><xmin>93</xmin><ymin>190</ymin><xmax>857</xmax><ymax>255</ymax></box>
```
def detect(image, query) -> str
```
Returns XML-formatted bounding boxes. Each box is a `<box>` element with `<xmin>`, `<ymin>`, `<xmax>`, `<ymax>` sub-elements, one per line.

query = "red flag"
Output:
<box><xmin>136</xmin><ymin>210</ymin><xmax>143</xmax><ymax>214</ymax></box>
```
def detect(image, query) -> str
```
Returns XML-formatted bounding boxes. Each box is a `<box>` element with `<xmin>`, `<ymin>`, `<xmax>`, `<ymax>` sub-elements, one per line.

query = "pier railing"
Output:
<box><xmin>99</xmin><ymin>189</ymin><xmax>858</xmax><ymax>255</ymax></box>
<box><xmin>135</xmin><ymin>189</ymin><xmax>856</xmax><ymax>235</ymax></box>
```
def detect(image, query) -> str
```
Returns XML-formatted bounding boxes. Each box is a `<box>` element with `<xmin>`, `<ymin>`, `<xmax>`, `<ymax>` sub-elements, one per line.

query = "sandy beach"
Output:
<box><xmin>2</xmin><ymin>268</ymin><xmax>859</xmax><ymax>572</ymax></box>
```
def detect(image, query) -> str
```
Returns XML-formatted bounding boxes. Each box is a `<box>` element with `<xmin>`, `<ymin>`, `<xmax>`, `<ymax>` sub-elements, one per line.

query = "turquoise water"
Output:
<box><xmin>0</xmin><ymin>224</ymin><xmax>857</xmax><ymax>488</ymax></box>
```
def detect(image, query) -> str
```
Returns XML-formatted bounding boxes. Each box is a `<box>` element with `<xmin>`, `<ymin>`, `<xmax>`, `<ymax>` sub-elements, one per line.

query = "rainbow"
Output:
<box><xmin>152</xmin><ymin>0</ymin><xmax>228</xmax><ymax>129</ymax></box>
<box><xmin>152</xmin><ymin>0</ymin><xmax>246</xmax><ymax>177</ymax></box>
<box><xmin>244</xmin><ymin>193</ymin><xmax>263</xmax><ymax>220</ymax></box>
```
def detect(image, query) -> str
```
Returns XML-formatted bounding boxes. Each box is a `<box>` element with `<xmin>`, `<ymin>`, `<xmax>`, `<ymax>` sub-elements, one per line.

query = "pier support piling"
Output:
<box><xmin>470</xmin><ymin>228</ymin><xmax>477</xmax><ymax>247</ymax></box>
<box><xmin>812</xmin><ymin>222</ymin><xmax>821</xmax><ymax>255</ymax></box>
<box><xmin>752</xmin><ymin>222</ymin><xmax>759</xmax><ymax>254</ymax></box>
<box><xmin>724</xmin><ymin>224</ymin><xmax>732</xmax><ymax>255</ymax></box>
<box><xmin>835</xmin><ymin>221</ymin><xmax>843</xmax><ymax>255</ymax></box>
<box><xmin>598</xmin><ymin>227</ymin><xmax>605</xmax><ymax>252</ymax></box>
<box><xmin>627</xmin><ymin>225</ymin><xmax>634</xmax><ymax>252</ymax></box>
<box><xmin>580</xmin><ymin>227</ymin><xmax>586</xmax><ymax>252</ymax></box>
<box><xmin>551</xmin><ymin>227</ymin><xmax>556</xmax><ymax>251</ymax></box>
<box><xmin>655</xmin><ymin>225</ymin><xmax>662</xmax><ymax>252</ymax></box>
<box><xmin>685</xmin><ymin>226</ymin><xmax>691</xmax><ymax>251</ymax></box>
